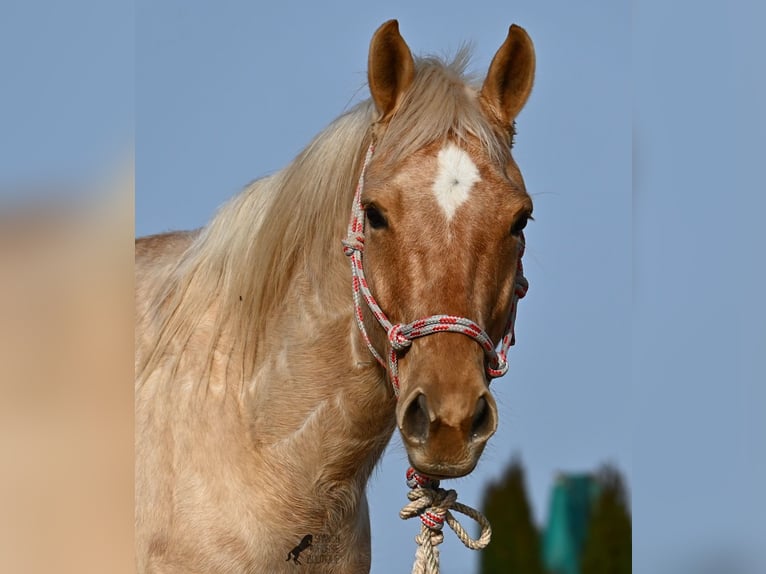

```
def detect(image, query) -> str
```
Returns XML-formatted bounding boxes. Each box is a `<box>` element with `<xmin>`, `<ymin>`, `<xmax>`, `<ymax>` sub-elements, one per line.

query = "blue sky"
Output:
<box><xmin>4</xmin><ymin>0</ymin><xmax>765</xmax><ymax>572</ymax></box>
<box><xmin>1</xmin><ymin>0</ymin><xmax>133</xmax><ymax>192</ymax></box>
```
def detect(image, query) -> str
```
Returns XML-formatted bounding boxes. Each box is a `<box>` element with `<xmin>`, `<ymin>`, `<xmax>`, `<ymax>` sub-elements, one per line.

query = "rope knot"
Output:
<box><xmin>406</xmin><ymin>467</ymin><xmax>439</xmax><ymax>490</ymax></box>
<box><xmin>420</xmin><ymin>508</ymin><xmax>446</xmax><ymax>532</ymax></box>
<box><xmin>486</xmin><ymin>357</ymin><xmax>509</xmax><ymax>379</ymax></box>
<box><xmin>388</xmin><ymin>324</ymin><xmax>412</xmax><ymax>352</ymax></box>
<box><xmin>341</xmin><ymin>235</ymin><xmax>364</xmax><ymax>256</ymax></box>
<box><xmin>400</xmin><ymin>467</ymin><xmax>492</xmax><ymax>574</ymax></box>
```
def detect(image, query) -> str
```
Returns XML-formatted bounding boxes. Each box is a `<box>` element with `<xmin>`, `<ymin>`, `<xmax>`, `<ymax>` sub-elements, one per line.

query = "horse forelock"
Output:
<box><xmin>377</xmin><ymin>47</ymin><xmax>510</xmax><ymax>168</ymax></box>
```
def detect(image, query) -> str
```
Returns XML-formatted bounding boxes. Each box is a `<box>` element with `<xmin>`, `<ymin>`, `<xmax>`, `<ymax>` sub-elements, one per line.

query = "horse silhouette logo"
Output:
<box><xmin>286</xmin><ymin>534</ymin><xmax>313</xmax><ymax>564</ymax></box>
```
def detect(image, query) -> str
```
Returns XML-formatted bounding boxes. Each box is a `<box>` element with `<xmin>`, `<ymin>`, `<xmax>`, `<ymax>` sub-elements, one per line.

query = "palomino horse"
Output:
<box><xmin>136</xmin><ymin>20</ymin><xmax>535</xmax><ymax>574</ymax></box>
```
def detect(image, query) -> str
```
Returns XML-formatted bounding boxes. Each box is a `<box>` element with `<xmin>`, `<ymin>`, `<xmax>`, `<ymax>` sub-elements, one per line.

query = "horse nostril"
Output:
<box><xmin>402</xmin><ymin>393</ymin><xmax>430</xmax><ymax>443</ymax></box>
<box><xmin>470</xmin><ymin>396</ymin><xmax>492</xmax><ymax>441</ymax></box>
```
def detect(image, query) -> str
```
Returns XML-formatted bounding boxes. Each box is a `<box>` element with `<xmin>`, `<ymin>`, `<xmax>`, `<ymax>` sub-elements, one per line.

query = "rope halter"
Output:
<box><xmin>342</xmin><ymin>140</ymin><xmax>528</xmax><ymax>574</ymax></box>
<box><xmin>342</xmin><ymin>142</ymin><xmax>529</xmax><ymax>397</ymax></box>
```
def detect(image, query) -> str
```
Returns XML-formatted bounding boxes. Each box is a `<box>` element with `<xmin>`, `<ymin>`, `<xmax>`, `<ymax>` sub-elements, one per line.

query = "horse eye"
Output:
<box><xmin>510</xmin><ymin>214</ymin><xmax>529</xmax><ymax>236</ymax></box>
<box><xmin>365</xmin><ymin>205</ymin><xmax>388</xmax><ymax>230</ymax></box>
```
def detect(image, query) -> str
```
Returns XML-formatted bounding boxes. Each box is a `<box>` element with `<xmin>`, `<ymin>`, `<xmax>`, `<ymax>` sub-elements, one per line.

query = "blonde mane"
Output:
<box><xmin>137</xmin><ymin>49</ymin><xmax>510</xmax><ymax>387</ymax></box>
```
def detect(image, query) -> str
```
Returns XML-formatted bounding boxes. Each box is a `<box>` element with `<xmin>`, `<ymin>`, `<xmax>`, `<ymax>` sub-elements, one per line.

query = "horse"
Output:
<box><xmin>135</xmin><ymin>20</ymin><xmax>535</xmax><ymax>574</ymax></box>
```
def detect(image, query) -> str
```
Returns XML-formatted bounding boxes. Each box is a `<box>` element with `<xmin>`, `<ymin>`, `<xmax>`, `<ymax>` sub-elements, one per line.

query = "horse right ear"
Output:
<box><xmin>368</xmin><ymin>20</ymin><xmax>415</xmax><ymax>122</ymax></box>
<box><xmin>480</xmin><ymin>25</ymin><xmax>535</xmax><ymax>129</ymax></box>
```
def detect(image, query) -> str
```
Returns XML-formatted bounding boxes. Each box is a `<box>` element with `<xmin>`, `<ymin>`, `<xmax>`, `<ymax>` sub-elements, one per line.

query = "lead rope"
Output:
<box><xmin>342</xmin><ymin>140</ymin><xmax>528</xmax><ymax>574</ymax></box>
<box><xmin>400</xmin><ymin>468</ymin><xmax>492</xmax><ymax>574</ymax></box>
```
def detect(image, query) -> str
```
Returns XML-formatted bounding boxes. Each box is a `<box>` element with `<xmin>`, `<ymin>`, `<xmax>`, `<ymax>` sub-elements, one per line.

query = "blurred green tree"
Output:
<box><xmin>479</xmin><ymin>456</ymin><xmax>546</xmax><ymax>574</ymax></box>
<box><xmin>579</xmin><ymin>465</ymin><xmax>631</xmax><ymax>574</ymax></box>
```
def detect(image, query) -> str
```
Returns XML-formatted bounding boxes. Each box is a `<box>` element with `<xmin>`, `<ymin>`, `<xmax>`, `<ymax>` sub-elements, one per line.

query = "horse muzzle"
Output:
<box><xmin>397</xmin><ymin>386</ymin><xmax>498</xmax><ymax>479</ymax></box>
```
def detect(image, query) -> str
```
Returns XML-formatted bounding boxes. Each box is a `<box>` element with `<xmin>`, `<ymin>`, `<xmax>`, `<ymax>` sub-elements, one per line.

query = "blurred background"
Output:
<box><xmin>2</xmin><ymin>0</ymin><xmax>765</xmax><ymax>572</ymax></box>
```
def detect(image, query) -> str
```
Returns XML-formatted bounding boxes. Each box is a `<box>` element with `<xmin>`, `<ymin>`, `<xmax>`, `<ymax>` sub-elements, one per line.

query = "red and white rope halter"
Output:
<box><xmin>342</xmin><ymin>142</ymin><xmax>529</xmax><ymax>397</ymax></box>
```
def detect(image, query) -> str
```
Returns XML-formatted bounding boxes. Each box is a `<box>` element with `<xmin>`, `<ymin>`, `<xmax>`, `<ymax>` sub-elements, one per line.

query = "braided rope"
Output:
<box><xmin>400</xmin><ymin>468</ymin><xmax>492</xmax><ymax>574</ymax></box>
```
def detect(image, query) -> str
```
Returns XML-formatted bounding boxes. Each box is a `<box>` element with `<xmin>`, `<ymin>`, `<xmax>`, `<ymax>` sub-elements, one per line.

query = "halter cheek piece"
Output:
<box><xmin>342</xmin><ymin>142</ymin><xmax>528</xmax><ymax>396</ymax></box>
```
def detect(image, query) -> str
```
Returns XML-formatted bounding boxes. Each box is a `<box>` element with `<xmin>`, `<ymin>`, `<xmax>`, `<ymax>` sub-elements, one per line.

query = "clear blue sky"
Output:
<box><xmin>4</xmin><ymin>0</ymin><xmax>765</xmax><ymax>572</ymax></box>
<box><xmin>0</xmin><ymin>0</ymin><xmax>133</xmax><ymax>192</ymax></box>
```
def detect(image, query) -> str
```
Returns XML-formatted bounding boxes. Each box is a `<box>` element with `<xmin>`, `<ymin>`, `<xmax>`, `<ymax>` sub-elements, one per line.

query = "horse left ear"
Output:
<box><xmin>368</xmin><ymin>20</ymin><xmax>415</xmax><ymax>122</ymax></box>
<box><xmin>480</xmin><ymin>25</ymin><xmax>536</xmax><ymax>128</ymax></box>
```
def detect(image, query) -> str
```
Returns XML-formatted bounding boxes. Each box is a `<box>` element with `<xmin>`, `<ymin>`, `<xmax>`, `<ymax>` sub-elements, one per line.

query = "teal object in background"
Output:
<box><xmin>542</xmin><ymin>474</ymin><xmax>600</xmax><ymax>574</ymax></box>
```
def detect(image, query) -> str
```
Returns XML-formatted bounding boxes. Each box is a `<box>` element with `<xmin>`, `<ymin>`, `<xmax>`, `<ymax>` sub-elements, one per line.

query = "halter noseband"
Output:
<box><xmin>342</xmin><ymin>142</ymin><xmax>528</xmax><ymax>396</ymax></box>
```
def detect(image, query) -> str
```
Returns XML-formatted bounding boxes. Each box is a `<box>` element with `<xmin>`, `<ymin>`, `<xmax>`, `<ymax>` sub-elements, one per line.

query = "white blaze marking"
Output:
<box><xmin>432</xmin><ymin>143</ymin><xmax>481</xmax><ymax>221</ymax></box>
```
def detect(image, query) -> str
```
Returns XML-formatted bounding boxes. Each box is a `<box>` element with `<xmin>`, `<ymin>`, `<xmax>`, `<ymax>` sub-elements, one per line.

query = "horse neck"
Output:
<box><xmin>244</xmin><ymin>260</ymin><xmax>397</xmax><ymax>512</ymax></box>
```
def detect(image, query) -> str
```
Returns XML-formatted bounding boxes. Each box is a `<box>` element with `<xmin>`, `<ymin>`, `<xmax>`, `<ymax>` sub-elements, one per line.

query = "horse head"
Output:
<box><xmin>353</xmin><ymin>20</ymin><xmax>535</xmax><ymax>479</ymax></box>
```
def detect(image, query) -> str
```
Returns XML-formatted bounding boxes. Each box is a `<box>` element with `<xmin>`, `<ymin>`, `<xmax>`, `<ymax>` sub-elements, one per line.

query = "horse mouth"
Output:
<box><xmin>407</xmin><ymin>456</ymin><xmax>478</xmax><ymax>480</ymax></box>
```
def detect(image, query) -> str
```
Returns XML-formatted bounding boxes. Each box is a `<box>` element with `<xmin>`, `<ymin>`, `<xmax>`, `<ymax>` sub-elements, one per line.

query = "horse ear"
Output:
<box><xmin>368</xmin><ymin>20</ymin><xmax>415</xmax><ymax>121</ymax></box>
<box><xmin>480</xmin><ymin>25</ymin><xmax>535</xmax><ymax>128</ymax></box>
